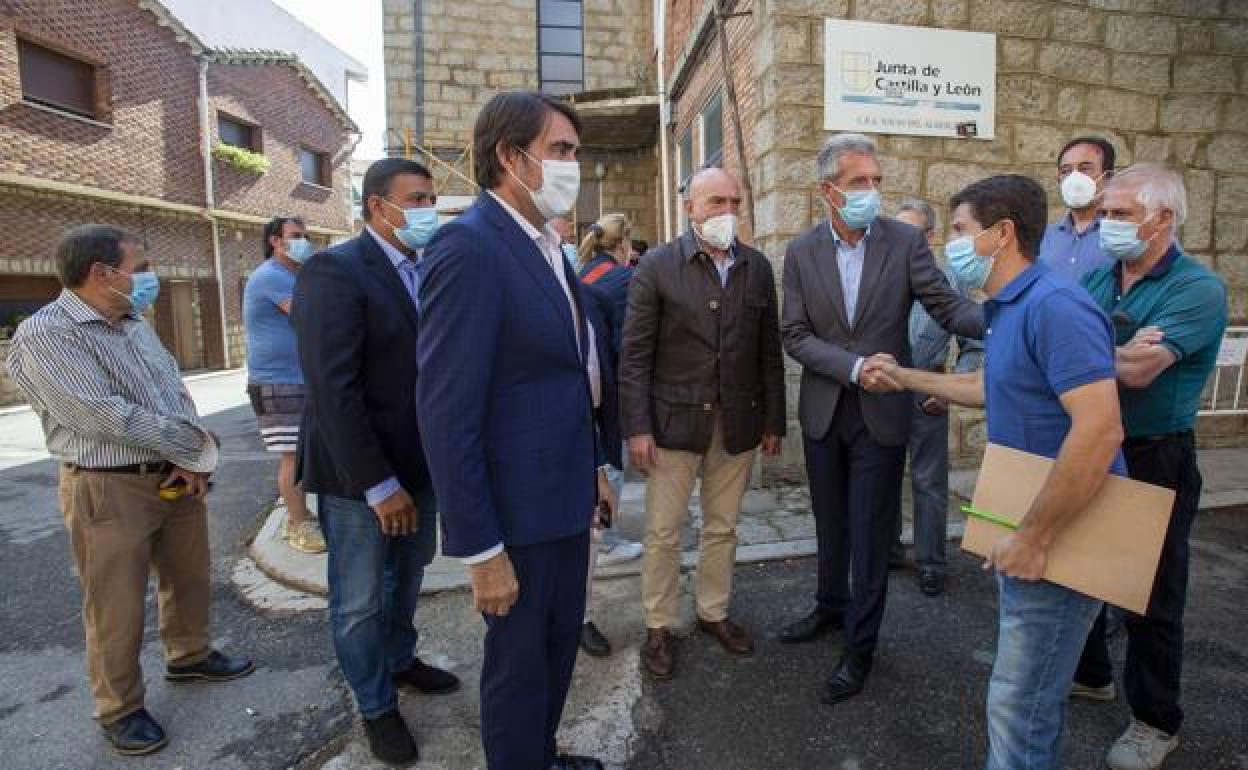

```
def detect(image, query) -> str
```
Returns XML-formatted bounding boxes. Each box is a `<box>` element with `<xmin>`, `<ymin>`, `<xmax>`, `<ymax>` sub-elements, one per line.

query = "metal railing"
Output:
<box><xmin>1199</xmin><ymin>326</ymin><xmax>1248</xmax><ymax>416</ymax></box>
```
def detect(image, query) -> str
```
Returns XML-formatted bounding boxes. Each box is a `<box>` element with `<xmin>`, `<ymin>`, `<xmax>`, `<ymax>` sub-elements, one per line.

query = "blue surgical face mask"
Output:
<box><xmin>108</xmin><ymin>266</ymin><xmax>160</xmax><ymax>313</ymax></box>
<box><xmin>561</xmin><ymin>243</ymin><xmax>578</xmax><ymax>268</ymax></box>
<box><xmin>384</xmin><ymin>199</ymin><xmax>439</xmax><ymax>249</ymax></box>
<box><xmin>1099</xmin><ymin>217</ymin><xmax>1154</xmax><ymax>263</ymax></box>
<box><xmin>285</xmin><ymin>237</ymin><xmax>312</xmax><ymax>264</ymax></box>
<box><xmin>832</xmin><ymin>185</ymin><xmax>881</xmax><ymax>230</ymax></box>
<box><xmin>946</xmin><ymin>225</ymin><xmax>999</xmax><ymax>292</ymax></box>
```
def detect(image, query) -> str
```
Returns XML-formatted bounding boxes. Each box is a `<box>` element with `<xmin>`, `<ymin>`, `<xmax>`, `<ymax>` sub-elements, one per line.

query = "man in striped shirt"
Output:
<box><xmin>6</xmin><ymin>224</ymin><xmax>254</xmax><ymax>757</ymax></box>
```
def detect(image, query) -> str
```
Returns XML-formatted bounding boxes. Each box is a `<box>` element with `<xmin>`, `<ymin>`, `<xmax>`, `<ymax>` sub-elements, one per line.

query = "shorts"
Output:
<box><xmin>247</xmin><ymin>383</ymin><xmax>305</xmax><ymax>454</ymax></box>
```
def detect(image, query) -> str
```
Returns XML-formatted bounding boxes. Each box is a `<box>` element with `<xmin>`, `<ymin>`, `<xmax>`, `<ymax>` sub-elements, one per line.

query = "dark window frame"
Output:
<box><xmin>299</xmin><ymin>146</ymin><xmax>332</xmax><ymax>188</ymax></box>
<box><xmin>217</xmin><ymin>112</ymin><xmax>262</xmax><ymax>153</ymax></box>
<box><xmin>16</xmin><ymin>36</ymin><xmax>104</xmax><ymax>121</ymax></box>
<box><xmin>538</xmin><ymin>0</ymin><xmax>584</xmax><ymax>96</ymax></box>
<box><xmin>701</xmin><ymin>91</ymin><xmax>724</xmax><ymax>169</ymax></box>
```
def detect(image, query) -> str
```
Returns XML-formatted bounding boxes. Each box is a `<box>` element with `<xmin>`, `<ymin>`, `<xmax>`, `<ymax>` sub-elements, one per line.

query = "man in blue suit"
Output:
<box><xmin>417</xmin><ymin>92</ymin><xmax>605</xmax><ymax>770</ymax></box>
<box><xmin>292</xmin><ymin>158</ymin><xmax>458</xmax><ymax>766</ymax></box>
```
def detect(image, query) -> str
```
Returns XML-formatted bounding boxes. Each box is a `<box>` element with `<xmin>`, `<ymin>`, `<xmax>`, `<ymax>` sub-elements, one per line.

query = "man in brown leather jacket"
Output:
<box><xmin>619</xmin><ymin>167</ymin><xmax>785</xmax><ymax>679</ymax></box>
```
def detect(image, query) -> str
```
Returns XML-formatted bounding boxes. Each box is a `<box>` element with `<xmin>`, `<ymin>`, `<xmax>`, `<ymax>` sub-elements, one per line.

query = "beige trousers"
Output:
<box><xmin>59</xmin><ymin>466</ymin><xmax>212</xmax><ymax>724</ymax></box>
<box><xmin>642</xmin><ymin>416</ymin><xmax>756</xmax><ymax>629</ymax></box>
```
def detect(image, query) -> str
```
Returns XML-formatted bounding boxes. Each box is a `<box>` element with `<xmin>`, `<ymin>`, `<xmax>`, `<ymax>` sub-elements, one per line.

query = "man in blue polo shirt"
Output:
<box><xmin>1070</xmin><ymin>164</ymin><xmax>1228</xmax><ymax>770</ymax></box>
<box><xmin>862</xmin><ymin>174</ymin><xmax>1126</xmax><ymax>770</ymax></box>
<box><xmin>1038</xmin><ymin>136</ymin><xmax>1116</xmax><ymax>282</ymax></box>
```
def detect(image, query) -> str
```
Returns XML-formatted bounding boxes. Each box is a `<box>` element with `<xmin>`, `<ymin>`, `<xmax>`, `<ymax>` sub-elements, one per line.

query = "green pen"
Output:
<box><xmin>961</xmin><ymin>504</ymin><xmax>1020</xmax><ymax>531</ymax></box>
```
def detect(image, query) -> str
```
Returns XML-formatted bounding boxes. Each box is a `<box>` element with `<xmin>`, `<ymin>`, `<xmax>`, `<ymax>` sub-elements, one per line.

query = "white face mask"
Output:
<box><xmin>696</xmin><ymin>213</ymin><xmax>737</xmax><ymax>251</ymax></box>
<box><xmin>1060</xmin><ymin>170</ymin><xmax>1103</xmax><ymax>209</ymax></box>
<box><xmin>510</xmin><ymin>148</ymin><xmax>581</xmax><ymax>221</ymax></box>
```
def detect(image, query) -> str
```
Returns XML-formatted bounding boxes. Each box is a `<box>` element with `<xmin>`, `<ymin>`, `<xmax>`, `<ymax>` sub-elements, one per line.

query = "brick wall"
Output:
<box><xmin>208</xmin><ymin>62</ymin><xmax>352</xmax><ymax>231</ymax></box>
<box><xmin>0</xmin><ymin>0</ymin><xmax>204</xmax><ymax>205</ymax></box>
<box><xmin>668</xmin><ymin>0</ymin><xmax>762</xmax><ymax>242</ymax></box>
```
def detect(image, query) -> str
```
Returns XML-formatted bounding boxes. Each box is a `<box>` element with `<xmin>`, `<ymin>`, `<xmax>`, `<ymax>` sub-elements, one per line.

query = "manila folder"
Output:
<box><xmin>962</xmin><ymin>443</ymin><xmax>1175</xmax><ymax>614</ymax></box>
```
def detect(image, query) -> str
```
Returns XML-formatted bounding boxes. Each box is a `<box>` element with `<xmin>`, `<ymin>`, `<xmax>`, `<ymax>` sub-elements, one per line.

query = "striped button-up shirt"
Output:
<box><xmin>5</xmin><ymin>290</ymin><xmax>218</xmax><ymax>472</ymax></box>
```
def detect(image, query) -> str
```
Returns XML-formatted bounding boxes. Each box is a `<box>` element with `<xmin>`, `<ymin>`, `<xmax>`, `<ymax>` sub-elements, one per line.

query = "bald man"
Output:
<box><xmin>619</xmin><ymin>168</ymin><xmax>786</xmax><ymax>680</ymax></box>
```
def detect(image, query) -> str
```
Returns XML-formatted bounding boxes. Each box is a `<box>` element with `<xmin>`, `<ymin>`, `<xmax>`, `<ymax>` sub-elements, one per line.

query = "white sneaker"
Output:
<box><xmin>1107</xmin><ymin>719</ymin><xmax>1178</xmax><ymax>770</ymax></box>
<box><xmin>597</xmin><ymin>539</ymin><xmax>643</xmax><ymax>566</ymax></box>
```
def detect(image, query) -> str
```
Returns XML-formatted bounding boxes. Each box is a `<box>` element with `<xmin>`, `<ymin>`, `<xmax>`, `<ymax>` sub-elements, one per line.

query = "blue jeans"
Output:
<box><xmin>985</xmin><ymin>575</ymin><xmax>1102</xmax><ymax>770</ymax></box>
<box><xmin>895</xmin><ymin>395</ymin><xmax>949</xmax><ymax>570</ymax></box>
<box><xmin>320</xmin><ymin>487</ymin><xmax>438</xmax><ymax>719</ymax></box>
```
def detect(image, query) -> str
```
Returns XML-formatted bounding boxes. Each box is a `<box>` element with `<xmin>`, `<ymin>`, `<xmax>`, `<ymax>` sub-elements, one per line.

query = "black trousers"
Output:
<box><xmin>480</xmin><ymin>531</ymin><xmax>590</xmax><ymax>769</ymax></box>
<box><xmin>804</xmin><ymin>388</ymin><xmax>906</xmax><ymax>654</ymax></box>
<box><xmin>1075</xmin><ymin>431</ymin><xmax>1202</xmax><ymax>735</ymax></box>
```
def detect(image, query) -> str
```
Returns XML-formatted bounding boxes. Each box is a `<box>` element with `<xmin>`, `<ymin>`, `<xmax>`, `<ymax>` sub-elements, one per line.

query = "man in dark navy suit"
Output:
<box><xmin>292</xmin><ymin>158</ymin><xmax>458</xmax><ymax>766</ymax></box>
<box><xmin>417</xmin><ymin>92</ymin><xmax>605</xmax><ymax>770</ymax></box>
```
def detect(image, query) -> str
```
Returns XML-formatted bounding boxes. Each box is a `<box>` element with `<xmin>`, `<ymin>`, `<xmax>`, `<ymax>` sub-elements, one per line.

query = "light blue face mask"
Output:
<box><xmin>384</xmin><ymin>199</ymin><xmax>440</xmax><ymax>249</ymax></box>
<box><xmin>561</xmin><ymin>243</ymin><xmax>578</xmax><ymax>268</ymax></box>
<box><xmin>1099</xmin><ymin>217</ymin><xmax>1154</xmax><ymax>263</ymax></box>
<box><xmin>285</xmin><ymin>238</ymin><xmax>312</xmax><ymax>264</ymax></box>
<box><xmin>946</xmin><ymin>226</ymin><xmax>998</xmax><ymax>291</ymax></box>
<box><xmin>832</xmin><ymin>186</ymin><xmax>881</xmax><ymax>230</ymax></box>
<box><xmin>108</xmin><ymin>266</ymin><xmax>161</xmax><ymax>313</ymax></box>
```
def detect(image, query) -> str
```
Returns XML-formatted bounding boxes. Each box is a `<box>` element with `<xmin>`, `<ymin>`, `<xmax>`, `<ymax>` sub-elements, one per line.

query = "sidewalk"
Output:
<box><xmin>252</xmin><ymin>447</ymin><xmax>1248</xmax><ymax>598</ymax></box>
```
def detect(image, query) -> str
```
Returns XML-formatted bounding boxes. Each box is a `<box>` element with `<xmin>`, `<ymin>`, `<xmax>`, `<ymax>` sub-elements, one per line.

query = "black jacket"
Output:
<box><xmin>291</xmin><ymin>231</ymin><xmax>430</xmax><ymax>499</ymax></box>
<box><xmin>583</xmin><ymin>282</ymin><xmax>623</xmax><ymax>469</ymax></box>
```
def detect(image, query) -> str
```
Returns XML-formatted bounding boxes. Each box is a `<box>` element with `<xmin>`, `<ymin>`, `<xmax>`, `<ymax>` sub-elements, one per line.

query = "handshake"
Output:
<box><xmin>860</xmin><ymin>353</ymin><xmax>949</xmax><ymax>415</ymax></box>
<box><xmin>859</xmin><ymin>353</ymin><xmax>904</xmax><ymax>394</ymax></box>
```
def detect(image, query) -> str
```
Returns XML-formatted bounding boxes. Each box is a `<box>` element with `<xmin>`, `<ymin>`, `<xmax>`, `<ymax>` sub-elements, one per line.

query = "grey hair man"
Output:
<box><xmin>777</xmin><ymin>133</ymin><xmax>984</xmax><ymax>705</ymax></box>
<box><xmin>1071</xmin><ymin>164</ymin><xmax>1227</xmax><ymax>770</ymax></box>
<box><xmin>890</xmin><ymin>199</ymin><xmax>985</xmax><ymax>597</ymax></box>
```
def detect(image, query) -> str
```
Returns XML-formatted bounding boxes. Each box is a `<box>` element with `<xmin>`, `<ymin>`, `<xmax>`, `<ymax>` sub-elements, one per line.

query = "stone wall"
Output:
<box><xmin>581</xmin><ymin>147</ymin><xmax>661</xmax><ymax>242</ymax></box>
<box><xmin>385</xmin><ymin>0</ymin><xmax>652</xmax><ymax>200</ymax></box>
<box><xmin>735</xmin><ymin>0</ymin><xmax>1248</xmax><ymax>469</ymax></box>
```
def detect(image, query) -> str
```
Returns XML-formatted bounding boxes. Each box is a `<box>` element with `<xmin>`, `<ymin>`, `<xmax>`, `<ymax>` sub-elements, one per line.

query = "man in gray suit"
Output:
<box><xmin>778</xmin><ymin>133</ymin><xmax>984</xmax><ymax>705</ymax></box>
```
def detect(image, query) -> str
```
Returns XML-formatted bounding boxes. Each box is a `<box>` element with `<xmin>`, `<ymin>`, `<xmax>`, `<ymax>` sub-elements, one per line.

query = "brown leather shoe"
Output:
<box><xmin>641</xmin><ymin>628</ymin><xmax>674</xmax><ymax>679</ymax></box>
<box><xmin>697</xmin><ymin>617</ymin><xmax>755</xmax><ymax>656</ymax></box>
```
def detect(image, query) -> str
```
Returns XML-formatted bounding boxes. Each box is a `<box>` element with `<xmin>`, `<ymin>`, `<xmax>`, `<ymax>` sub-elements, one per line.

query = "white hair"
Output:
<box><xmin>817</xmin><ymin>133</ymin><xmax>877</xmax><ymax>182</ymax></box>
<box><xmin>897</xmin><ymin>198</ymin><xmax>938</xmax><ymax>233</ymax></box>
<box><xmin>1107</xmin><ymin>163</ymin><xmax>1188</xmax><ymax>229</ymax></box>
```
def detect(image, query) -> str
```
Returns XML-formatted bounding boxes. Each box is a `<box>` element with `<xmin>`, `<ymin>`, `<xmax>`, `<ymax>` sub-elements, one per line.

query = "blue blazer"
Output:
<box><xmin>416</xmin><ymin>193</ymin><xmax>597</xmax><ymax>558</ymax></box>
<box><xmin>583</xmin><ymin>282</ymin><xmax>623</xmax><ymax>470</ymax></box>
<box><xmin>291</xmin><ymin>231</ymin><xmax>429</xmax><ymax>500</ymax></box>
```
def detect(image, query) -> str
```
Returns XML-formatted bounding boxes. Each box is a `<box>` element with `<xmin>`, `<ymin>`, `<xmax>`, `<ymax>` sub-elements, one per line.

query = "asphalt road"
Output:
<box><xmin>0</xmin><ymin>375</ymin><xmax>352</xmax><ymax>769</ymax></box>
<box><xmin>628</xmin><ymin>509</ymin><xmax>1248</xmax><ymax>770</ymax></box>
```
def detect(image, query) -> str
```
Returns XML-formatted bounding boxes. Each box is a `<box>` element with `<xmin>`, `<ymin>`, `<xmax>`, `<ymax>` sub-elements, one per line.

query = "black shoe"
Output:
<box><xmin>393</xmin><ymin>658</ymin><xmax>461</xmax><ymax>694</ymax></box>
<box><xmin>165</xmin><ymin>649</ymin><xmax>255</xmax><ymax>682</ymax></box>
<box><xmin>821</xmin><ymin>650</ymin><xmax>873</xmax><ymax>705</ymax></box>
<box><xmin>550</xmin><ymin>754</ymin><xmax>604</xmax><ymax>770</ymax></box>
<box><xmin>918</xmin><ymin>568</ymin><xmax>946</xmax><ymax>597</ymax></box>
<box><xmin>363</xmin><ymin>709</ymin><xmax>418</xmax><ymax>765</ymax></box>
<box><xmin>778</xmin><ymin>608</ymin><xmax>843</xmax><ymax>644</ymax></box>
<box><xmin>101</xmin><ymin>709</ymin><xmax>168</xmax><ymax>756</ymax></box>
<box><xmin>580</xmin><ymin>621</ymin><xmax>612</xmax><ymax>658</ymax></box>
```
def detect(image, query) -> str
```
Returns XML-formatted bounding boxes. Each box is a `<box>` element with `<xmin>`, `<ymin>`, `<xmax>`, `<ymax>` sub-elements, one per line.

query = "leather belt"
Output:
<box><xmin>65</xmin><ymin>461</ymin><xmax>172</xmax><ymax>475</ymax></box>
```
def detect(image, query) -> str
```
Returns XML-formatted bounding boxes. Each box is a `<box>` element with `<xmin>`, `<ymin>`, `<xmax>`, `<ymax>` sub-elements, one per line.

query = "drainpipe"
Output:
<box><xmin>655</xmin><ymin>0</ymin><xmax>673</xmax><ymax>242</ymax></box>
<box><xmin>198</xmin><ymin>56</ymin><xmax>231</xmax><ymax>369</ymax></box>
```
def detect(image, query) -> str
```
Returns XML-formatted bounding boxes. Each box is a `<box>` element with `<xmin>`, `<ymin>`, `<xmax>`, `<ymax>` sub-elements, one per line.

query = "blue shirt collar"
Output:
<box><xmin>365</xmin><ymin>225</ymin><xmax>418</xmax><ymax>270</ymax></box>
<box><xmin>987</xmin><ymin>262</ymin><xmax>1046</xmax><ymax>307</ymax></box>
<box><xmin>827</xmin><ymin>220</ymin><xmax>872</xmax><ymax>245</ymax></box>
<box><xmin>1113</xmin><ymin>243</ymin><xmax>1182</xmax><ymax>285</ymax></box>
<box><xmin>1056</xmin><ymin>212</ymin><xmax>1101</xmax><ymax>234</ymax></box>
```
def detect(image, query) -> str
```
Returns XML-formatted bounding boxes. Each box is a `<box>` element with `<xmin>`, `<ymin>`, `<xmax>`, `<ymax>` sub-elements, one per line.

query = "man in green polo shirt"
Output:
<box><xmin>1073</xmin><ymin>164</ymin><xmax>1228</xmax><ymax>770</ymax></box>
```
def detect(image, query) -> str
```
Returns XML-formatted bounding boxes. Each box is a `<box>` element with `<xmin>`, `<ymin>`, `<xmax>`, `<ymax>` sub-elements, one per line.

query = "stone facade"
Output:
<box><xmin>384</xmin><ymin>0</ymin><xmax>653</xmax><ymax>201</ymax></box>
<box><xmin>664</xmin><ymin>0</ymin><xmax>1248</xmax><ymax>472</ymax></box>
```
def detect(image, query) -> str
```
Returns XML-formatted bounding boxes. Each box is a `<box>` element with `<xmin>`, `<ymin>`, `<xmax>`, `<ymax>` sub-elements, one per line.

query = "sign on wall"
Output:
<box><xmin>824</xmin><ymin>20</ymin><xmax>996</xmax><ymax>139</ymax></box>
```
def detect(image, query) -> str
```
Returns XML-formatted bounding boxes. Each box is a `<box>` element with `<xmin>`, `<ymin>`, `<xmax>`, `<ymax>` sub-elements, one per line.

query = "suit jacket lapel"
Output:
<box><xmin>811</xmin><ymin>225</ymin><xmax>851</xmax><ymax>332</ymax></box>
<box><xmin>481</xmin><ymin>195</ymin><xmax>580</xmax><ymax>357</ymax></box>
<box><xmin>359</xmin><ymin>232</ymin><xmax>420</xmax><ymax>331</ymax></box>
<box><xmin>853</xmin><ymin>227</ymin><xmax>888</xmax><ymax>329</ymax></box>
